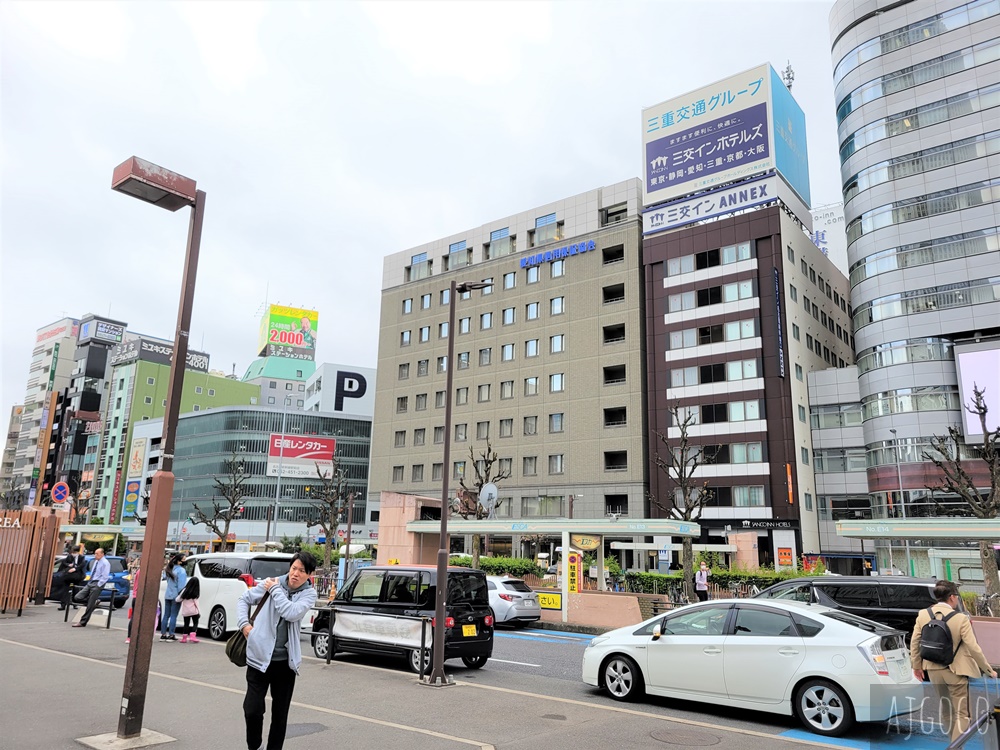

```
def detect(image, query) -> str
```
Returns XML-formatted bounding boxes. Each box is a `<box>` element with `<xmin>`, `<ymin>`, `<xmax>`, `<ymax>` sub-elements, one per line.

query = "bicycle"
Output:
<box><xmin>975</xmin><ymin>593</ymin><xmax>1000</xmax><ymax>617</ymax></box>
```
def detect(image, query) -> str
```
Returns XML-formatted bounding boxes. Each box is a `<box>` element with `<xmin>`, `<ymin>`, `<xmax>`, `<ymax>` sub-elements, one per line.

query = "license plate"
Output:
<box><xmin>462</xmin><ymin>624</ymin><xmax>477</xmax><ymax>637</ymax></box>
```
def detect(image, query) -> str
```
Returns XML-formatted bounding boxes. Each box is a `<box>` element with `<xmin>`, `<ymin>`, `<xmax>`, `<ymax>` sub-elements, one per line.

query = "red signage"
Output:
<box><xmin>267</xmin><ymin>435</ymin><xmax>337</xmax><ymax>460</ymax></box>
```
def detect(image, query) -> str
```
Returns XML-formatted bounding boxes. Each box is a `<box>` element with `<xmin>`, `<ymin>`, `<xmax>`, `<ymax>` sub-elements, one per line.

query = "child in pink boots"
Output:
<box><xmin>176</xmin><ymin>577</ymin><xmax>201</xmax><ymax>643</ymax></box>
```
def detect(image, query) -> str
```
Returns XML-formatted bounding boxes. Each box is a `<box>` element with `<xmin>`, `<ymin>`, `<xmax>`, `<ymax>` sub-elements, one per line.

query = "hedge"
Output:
<box><xmin>448</xmin><ymin>555</ymin><xmax>543</xmax><ymax>578</ymax></box>
<box><xmin>624</xmin><ymin>567</ymin><xmax>822</xmax><ymax>595</ymax></box>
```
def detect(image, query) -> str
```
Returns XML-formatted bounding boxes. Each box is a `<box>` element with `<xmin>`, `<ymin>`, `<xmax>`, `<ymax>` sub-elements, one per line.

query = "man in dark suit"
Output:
<box><xmin>911</xmin><ymin>579</ymin><xmax>997</xmax><ymax>742</ymax></box>
<box><xmin>57</xmin><ymin>544</ymin><xmax>86</xmax><ymax>611</ymax></box>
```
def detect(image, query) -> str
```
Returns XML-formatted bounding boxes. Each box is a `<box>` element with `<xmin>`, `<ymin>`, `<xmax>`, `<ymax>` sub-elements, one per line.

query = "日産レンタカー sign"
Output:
<box><xmin>265</xmin><ymin>434</ymin><xmax>336</xmax><ymax>479</ymax></box>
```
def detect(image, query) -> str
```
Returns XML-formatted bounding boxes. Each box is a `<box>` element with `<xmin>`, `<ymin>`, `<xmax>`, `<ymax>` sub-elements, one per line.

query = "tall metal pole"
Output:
<box><xmin>427</xmin><ymin>279</ymin><xmax>458</xmax><ymax>687</ymax></box>
<box><xmin>267</xmin><ymin>399</ymin><xmax>288</xmax><ymax>543</ymax></box>
<box><xmin>889</xmin><ymin>428</ymin><xmax>912</xmax><ymax>574</ymax></box>
<box><xmin>118</xmin><ymin>189</ymin><xmax>205</xmax><ymax>739</ymax></box>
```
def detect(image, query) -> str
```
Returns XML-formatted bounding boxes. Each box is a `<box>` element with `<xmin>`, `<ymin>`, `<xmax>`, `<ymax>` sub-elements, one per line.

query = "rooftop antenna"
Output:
<box><xmin>782</xmin><ymin>61</ymin><xmax>795</xmax><ymax>91</ymax></box>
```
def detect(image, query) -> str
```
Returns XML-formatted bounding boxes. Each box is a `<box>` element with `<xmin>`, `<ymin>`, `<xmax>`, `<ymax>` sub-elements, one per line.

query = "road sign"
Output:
<box><xmin>52</xmin><ymin>482</ymin><xmax>70</xmax><ymax>504</ymax></box>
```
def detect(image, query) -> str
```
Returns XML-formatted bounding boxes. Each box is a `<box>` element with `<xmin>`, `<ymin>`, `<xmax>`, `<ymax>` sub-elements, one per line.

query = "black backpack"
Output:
<box><xmin>919</xmin><ymin>607</ymin><xmax>959</xmax><ymax>666</ymax></box>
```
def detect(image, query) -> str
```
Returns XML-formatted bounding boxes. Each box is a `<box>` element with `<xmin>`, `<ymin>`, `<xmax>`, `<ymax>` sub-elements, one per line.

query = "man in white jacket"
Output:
<box><xmin>237</xmin><ymin>551</ymin><xmax>317</xmax><ymax>750</ymax></box>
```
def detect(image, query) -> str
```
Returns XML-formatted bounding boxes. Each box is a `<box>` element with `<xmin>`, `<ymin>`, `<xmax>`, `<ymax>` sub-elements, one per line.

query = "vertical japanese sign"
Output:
<box><xmin>567</xmin><ymin>552</ymin><xmax>581</xmax><ymax>594</ymax></box>
<box><xmin>774</xmin><ymin>268</ymin><xmax>785</xmax><ymax>378</ymax></box>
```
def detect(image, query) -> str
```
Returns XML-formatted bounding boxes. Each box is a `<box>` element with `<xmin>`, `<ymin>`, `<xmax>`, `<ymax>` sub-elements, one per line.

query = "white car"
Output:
<box><xmin>487</xmin><ymin>576</ymin><xmax>541</xmax><ymax>627</ymax></box>
<box><xmin>158</xmin><ymin>552</ymin><xmax>294</xmax><ymax>640</ymax></box>
<box><xmin>582</xmin><ymin>598</ymin><xmax>921</xmax><ymax>737</ymax></box>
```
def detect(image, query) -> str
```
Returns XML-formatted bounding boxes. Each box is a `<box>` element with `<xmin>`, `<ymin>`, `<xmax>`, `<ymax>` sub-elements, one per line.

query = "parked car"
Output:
<box><xmin>487</xmin><ymin>576</ymin><xmax>540</xmax><ymax>627</ymax></box>
<box><xmin>582</xmin><ymin>598</ymin><xmax>920</xmax><ymax>737</ymax></box>
<box><xmin>311</xmin><ymin>565</ymin><xmax>494</xmax><ymax>673</ymax></box>
<box><xmin>50</xmin><ymin>554</ymin><xmax>130</xmax><ymax>607</ymax></box>
<box><xmin>158</xmin><ymin>552</ymin><xmax>294</xmax><ymax>640</ymax></box>
<box><xmin>754</xmin><ymin>576</ymin><xmax>937</xmax><ymax>639</ymax></box>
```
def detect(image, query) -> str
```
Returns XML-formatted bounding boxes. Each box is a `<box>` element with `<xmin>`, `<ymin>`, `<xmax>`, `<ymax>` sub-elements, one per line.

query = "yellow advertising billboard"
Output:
<box><xmin>258</xmin><ymin>305</ymin><xmax>319</xmax><ymax>361</ymax></box>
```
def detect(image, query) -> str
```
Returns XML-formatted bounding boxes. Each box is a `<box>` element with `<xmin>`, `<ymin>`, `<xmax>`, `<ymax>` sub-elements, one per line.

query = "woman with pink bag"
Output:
<box><xmin>175</xmin><ymin>577</ymin><xmax>201</xmax><ymax>643</ymax></box>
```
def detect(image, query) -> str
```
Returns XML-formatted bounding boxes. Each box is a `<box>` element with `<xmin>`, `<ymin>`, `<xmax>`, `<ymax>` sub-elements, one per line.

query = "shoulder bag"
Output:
<box><xmin>226</xmin><ymin>590</ymin><xmax>271</xmax><ymax>667</ymax></box>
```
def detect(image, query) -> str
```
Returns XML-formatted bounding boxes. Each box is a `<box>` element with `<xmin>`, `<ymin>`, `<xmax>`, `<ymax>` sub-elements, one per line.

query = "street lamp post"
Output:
<box><xmin>426</xmin><ymin>279</ymin><xmax>490</xmax><ymax>687</ymax></box>
<box><xmin>111</xmin><ymin>157</ymin><xmax>204</xmax><ymax>741</ymax></box>
<box><xmin>889</xmin><ymin>428</ymin><xmax>913</xmax><ymax>575</ymax></box>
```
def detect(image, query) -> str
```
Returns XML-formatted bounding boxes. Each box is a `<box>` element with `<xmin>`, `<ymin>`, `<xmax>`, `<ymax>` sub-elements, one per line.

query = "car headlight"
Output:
<box><xmin>588</xmin><ymin>635</ymin><xmax>610</xmax><ymax>648</ymax></box>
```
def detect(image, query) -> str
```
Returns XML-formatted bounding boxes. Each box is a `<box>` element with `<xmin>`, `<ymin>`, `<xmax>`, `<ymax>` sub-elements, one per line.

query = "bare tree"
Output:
<box><xmin>923</xmin><ymin>385</ymin><xmax>1000</xmax><ymax>598</ymax></box>
<box><xmin>456</xmin><ymin>439</ymin><xmax>512</xmax><ymax>570</ymax></box>
<box><xmin>647</xmin><ymin>404</ymin><xmax>714</xmax><ymax>601</ymax></box>
<box><xmin>190</xmin><ymin>453</ymin><xmax>249</xmax><ymax>552</ymax></box>
<box><xmin>0</xmin><ymin>479</ymin><xmax>26</xmax><ymax>511</ymax></box>
<box><xmin>304</xmin><ymin>458</ymin><xmax>353</xmax><ymax>572</ymax></box>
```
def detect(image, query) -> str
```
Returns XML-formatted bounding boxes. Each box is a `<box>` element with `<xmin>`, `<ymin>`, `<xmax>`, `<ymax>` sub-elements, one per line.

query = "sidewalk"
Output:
<box><xmin>0</xmin><ymin>603</ymin><xmax>879</xmax><ymax>750</ymax></box>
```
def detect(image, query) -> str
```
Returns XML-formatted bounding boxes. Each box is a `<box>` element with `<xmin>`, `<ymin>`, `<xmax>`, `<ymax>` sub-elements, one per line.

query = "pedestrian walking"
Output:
<box><xmin>176</xmin><ymin>577</ymin><xmax>201</xmax><ymax>643</ymax></box>
<box><xmin>695</xmin><ymin>561</ymin><xmax>711</xmax><ymax>602</ymax></box>
<box><xmin>57</xmin><ymin>544</ymin><xmax>86</xmax><ymax>611</ymax></box>
<box><xmin>160</xmin><ymin>553</ymin><xmax>187</xmax><ymax>642</ymax></box>
<box><xmin>237</xmin><ymin>551</ymin><xmax>317</xmax><ymax>750</ymax></box>
<box><xmin>72</xmin><ymin>548</ymin><xmax>110</xmax><ymax>628</ymax></box>
<box><xmin>911</xmin><ymin>579</ymin><xmax>997</xmax><ymax>743</ymax></box>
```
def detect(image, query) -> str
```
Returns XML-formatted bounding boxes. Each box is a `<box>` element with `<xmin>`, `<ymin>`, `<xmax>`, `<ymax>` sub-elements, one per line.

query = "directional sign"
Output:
<box><xmin>52</xmin><ymin>482</ymin><xmax>70</xmax><ymax>504</ymax></box>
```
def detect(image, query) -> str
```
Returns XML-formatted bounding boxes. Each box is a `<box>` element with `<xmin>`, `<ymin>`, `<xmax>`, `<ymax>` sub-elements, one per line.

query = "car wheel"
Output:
<box><xmin>794</xmin><ymin>679</ymin><xmax>855</xmax><ymax>737</ymax></box>
<box><xmin>114</xmin><ymin>597</ymin><xmax>128</xmax><ymax>608</ymax></box>
<box><xmin>461</xmin><ymin>655</ymin><xmax>488</xmax><ymax>669</ymax></box>
<box><xmin>408</xmin><ymin>648</ymin><xmax>432</xmax><ymax>674</ymax></box>
<box><xmin>602</xmin><ymin>655</ymin><xmax>644</xmax><ymax>702</ymax></box>
<box><xmin>208</xmin><ymin>607</ymin><xmax>228</xmax><ymax>641</ymax></box>
<box><xmin>313</xmin><ymin>632</ymin><xmax>337</xmax><ymax>660</ymax></box>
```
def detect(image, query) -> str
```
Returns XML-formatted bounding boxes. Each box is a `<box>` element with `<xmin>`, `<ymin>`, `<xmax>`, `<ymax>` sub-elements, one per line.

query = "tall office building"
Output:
<box><xmin>830</xmin><ymin>0</ymin><xmax>1000</xmax><ymax>546</ymax></box>
<box><xmin>371</xmin><ymin>180</ymin><xmax>650</xmax><ymax>562</ymax></box>
<box><xmin>1</xmin><ymin>405</ymin><xmax>24</xmax><ymax>489</ymax></box>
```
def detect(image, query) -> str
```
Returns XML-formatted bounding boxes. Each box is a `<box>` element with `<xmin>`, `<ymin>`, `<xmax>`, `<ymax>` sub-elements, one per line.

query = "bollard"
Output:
<box><xmin>326</xmin><ymin>606</ymin><xmax>333</xmax><ymax>665</ymax></box>
<box><xmin>419</xmin><ymin>619</ymin><xmax>428</xmax><ymax>681</ymax></box>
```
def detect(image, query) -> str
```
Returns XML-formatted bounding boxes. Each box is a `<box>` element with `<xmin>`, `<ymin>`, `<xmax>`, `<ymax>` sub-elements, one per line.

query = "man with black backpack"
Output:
<box><xmin>911</xmin><ymin>579</ymin><xmax>996</xmax><ymax>742</ymax></box>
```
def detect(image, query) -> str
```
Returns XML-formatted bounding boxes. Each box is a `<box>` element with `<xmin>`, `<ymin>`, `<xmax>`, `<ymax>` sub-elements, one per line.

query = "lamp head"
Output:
<box><xmin>112</xmin><ymin>157</ymin><xmax>197</xmax><ymax>211</ymax></box>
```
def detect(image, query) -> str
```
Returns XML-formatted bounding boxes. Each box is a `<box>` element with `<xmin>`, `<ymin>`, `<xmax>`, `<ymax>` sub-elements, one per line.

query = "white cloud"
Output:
<box><xmin>6</xmin><ymin>1</ymin><xmax>131</xmax><ymax>62</ymax></box>
<box><xmin>173</xmin><ymin>1</ymin><xmax>269</xmax><ymax>92</ymax></box>
<box><xmin>362</xmin><ymin>1</ymin><xmax>552</xmax><ymax>85</ymax></box>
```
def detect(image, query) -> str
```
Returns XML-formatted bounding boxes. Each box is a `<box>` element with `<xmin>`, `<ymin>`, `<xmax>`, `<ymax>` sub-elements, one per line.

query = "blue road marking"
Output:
<box><xmin>495</xmin><ymin>631</ymin><xmax>591</xmax><ymax>645</ymax></box>
<box><xmin>781</xmin><ymin>725</ymin><xmax>988</xmax><ymax>748</ymax></box>
<box><xmin>518</xmin><ymin>628</ymin><xmax>595</xmax><ymax>641</ymax></box>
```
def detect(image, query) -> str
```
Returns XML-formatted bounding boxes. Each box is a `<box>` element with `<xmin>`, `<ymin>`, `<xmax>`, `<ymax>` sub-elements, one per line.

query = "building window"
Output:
<box><xmin>414</xmin><ymin>428</ymin><xmax>425</xmax><ymax>446</ymax></box>
<box><xmin>480</xmin><ymin>312</ymin><xmax>493</xmax><ymax>330</ymax></box>
<box><xmin>524</xmin><ymin>377</ymin><xmax>538</xmax><ymax>396</ymax></box>
<box><xmin>399</xmin><ymin>363</ymin><xmax>410</xmax><ymax>380</ymax></box>
<box><xmin>501</xmin><ymin>343</ymin><xmax>514</xmax><ymax>361</ymax></box>
<box><xmin>795</xmin><ymin>364</ymin><xmax>803</xmax><ymax>381</ymax></box>
<box><xmin>550</xmin><ymin>334</ymin><xmax>564</xmax><ymax>354</ymax></box>
<box><xmin>432</xmin><ymin>463</ymin><xmax>443</xmax><ymax>481</ymax></box>
<box><xmin>440</xmin><ymin>288</ymin><xmax>450</xmax><ymax>305</ymax></box>
<box><xmin>481</xmin><ymin>278</ymin><xmax>494</xmax><ymax>295</ymax></box>
<box><xmin>195</xmin><ymin>386</ymin><xmax>203</xmax><ymax>394</ymax></box>
<box><xmin>268</xmin><ymin>396</ymin><xmax>275</xmax><ymax>405</ymax></box>
<box><xmin>550</xmin><ymin>296</ymin><xmax>565</xmax><ymax>315</ymax></box>
<box><xmin>801</xmin><ymin>447</ymin><xmax>810</xmax><ymax>465</ymax></box>
<box><xmin>402</xmin><ymin>298</ymin><xmax>412</xmax><ymax>314</ymax></box>
<box><xmin>286</xmin><ymin>383</ymin><xmax>293</xmax><ymax>390</ymax></box>
<box><xmin>798</xmin><ymin>404</ymin><xmax>806</xmax><ymax>422</ymax></box>
<box><xmin>439</xmin><ymin>322</ymin><xmax>449</xmax><ymax>338</ymax></box>
<box><xmin>297</xmin><ymin>399</ymin><xmax>303</xmax><ymax>407</ymax></box>
<box><xmin>208</xmin><ymin>389</ymin><xmax>215</xmax><ymax>397</ymax></box>
<box><xmin>548</xmin><ymin>454</ymin><xmax>564</xmax><ymax>474</ymax></box>
<box><xmin>523</xmin><ymin>456</ymin><xmax>537</xmax><ymax>475</ymax></box>
<box><xmin>804</xmin><ymin>492</ymin><xmax>813</xmax><ymax>511</ymax></box>
<box><xmin>500</xmin><ymin>418</ymin><xmax>513</xmax><ymax>437</ymax></box>
<box><xmin>478</xmin><ymin>383</ymin><xmax>490</xmax><ymax>402</ymax></box>
<box><xmin>420</xmin><ymin>293</ymin><xmax>431</xmax><ymax>309</ymax></box>
<box><xmin>792</xmin><ymin>324</ymin><xmax>800</xmax><ymax>341</ymax></box>
<box><xmin>434</xmin><ymin>426</ymin><xmax>444</xmax><ymax>443</ymax></box>
<box><xmin>549</xmin><ymin>413</ymin><xmax>564</xmax><ymax>433</ymax></box>
<box><xmin>479</xmin><ymin>348</ymin><xmax>492</xmax><ymax>366</ymax></box>
<box><xmin>144</xmin><ymin>396</ymin><xmax>152</xmax><ymax>405</ymax></box>
<box><xmin>787</xmin><ymin>246</ymin><xmax>794</xmax><ymax>263</ymax></box>
<box><xmin>453</xmin><ymin>461</ymin><xmax>466</xmax><ymax>480</ymax></box>
<box><xmin>525</xmin><ymin>339</ymin><xmax>539</xmax><ymax>357</ymax></box>
<box><xmin>396</xmin><ymin>396</ymin><xmax>408</xmax><ymax>413</ymax></box>
<box><xmin>401</xmin><ymin>331</ymin><xmax>411</xmax><ymax>346</ymax></box>
<box><xmin>459</xmin><ymin>317</ymin><xmax>471</xmax><ymax>334</ymax></box>
<box><xmin>436</xmin><ymin>357</ymin><xmax>446</xmax><ymax>373</ymax></box>
<box><xmin>456</xmin><ymin>387</ymin><xmax>468</xmax><ymax>405</ymax></box>
<box><xmin>604</xmin><ymin>451</ymin><xmax>628</xmax><ymax>471</ymax></box>
<box><xmin>457</xmin><ymin>352</ymin><xmax>470</xmax><ymax>369</ymax></box>
<box><xmin>394</xmin><ymin>430</ymin><xmax>406</xmax><ymax>448</ymax></box>
<box><xmin>500</xmin><ymin>380</ymin><xmax>514</xmax><ymax>399</ymax></box>
<box><xmin>551</xmin><ymin>259</ymin><xmax>565</xmax><ymax>278</ymax></box>
<box><xmin>477</xmin><ymin>421</ymin><xmax>489</xmax><ymax>440</ymax></box>
<box><xmin>502</xmin><ymin>307</ymin><xmax>515</xmax><ymax>325</ymax></box>
<box><xmin>412</xmin><ymin>465</ymin><xmax>424</xmax><ymax>482</ymax></box>
<box><xmin>415</xmin><ymin>393</ymin><xmax>427</xmax><ymax>411</ymax></box>
<box><xmin>147</xmin><ymin>377</ymin><xmax>155</xmax><ymax>385</ymax></box>
<box><xmin>526</xmin><ymin>266</ymin><xmax>539</xmax><ymax>284</ymax></box>
<box><xmin>549</xmin><ymin>373</ymin><xmax>565</xmax><ymax>392</ymax></box>
<box><xmin>435</xmin><ymin>391</ymin><xmax>446</xmax><ymax>408</ymax></box>
<box><xmin>789</xmin><ymin>285</ymin><xmax>797</xmax><ymax>302</ymax></box>
<box><xmin>526</xmin><ymin>302</ymin><xmax>539</xmax><ymax>320</ymax></box>
<box><xmin>419</xmin><ymin>326</ymin><xmax>430</xmax><ymax>343</ymax></box>
<box><xmin>524</xmin><ymin>416</ymin><xmax>537</xmax><ymax>435</ymax></box>
<box><xmin>416</xmin><ymin>359</ymin><xmax>428</xmax><ymax>377</ymax></box>
<box><xmin>392</xmin><ymin>466</ymin><xmax>404</xmax><ymax>482</ymax></box>
<box><xmin>455</xmin><ymin>423</ymin><xmax>467</xmax><ymax>442</ymax></box>
<box><xmin>503</xmin><ymin>271</ymin><xmax>516</xmax><ymax>289</ymax></box>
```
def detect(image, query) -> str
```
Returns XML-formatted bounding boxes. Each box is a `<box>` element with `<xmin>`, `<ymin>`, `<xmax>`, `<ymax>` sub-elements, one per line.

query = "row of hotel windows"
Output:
<box><xmin>395</xmin><ymin>374</ymin><xmax>567</xmax><ymax>412</ymax></box>
<box><xmin>666</xmin><ymin>242</ymin><xmax>753</xmax><ymax>276</ymax></box>
<box><xmin>853</xmin><ymin>276</ymin><xmax>1000</xmax><ymax>330</ymax></box>
<box><xmin>840</xmin><ymin>81</ymin><xmax>1000</xmax><ymax>163</ymax></box>
<box><xmin>667</xmin><ymin>280</ymin><xmax>754</xmax><ymax>312</ymax></box>
<box><xmin>811</xmin><ymin>439</ymin><xmax>983</xmax><ymax>472</ymax></box>
<box><xmin>400</xmin><ymin>297</ymin><xmax>567</xmax><ymax>344</ymax></box>
<box><xmin>398</xmin><ymin>336</ymin><xmax>568</xmax><ymax>378</ymax></box>
<box><xmin>392</xmin><ymin>411</ymin><xmax>578</xmax><ymax>446</ymax></box>
<box><xmin>849</xmin><ymin>228</ymin><xmax>1000</xmax><ymax>287</ymax></box>
<box><xmin>790</xmin><ymin>286</ymin><xmax>852</xmax><ymax>347</ymax></box>
<box><xmin>671</xmin><ymin>400</ymin><xmax>765</xmax><ymax>425</ymax></box>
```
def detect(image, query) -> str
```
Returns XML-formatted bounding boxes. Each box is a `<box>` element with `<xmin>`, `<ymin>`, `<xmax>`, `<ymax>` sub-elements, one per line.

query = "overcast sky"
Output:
<box><xmin>1</xmin><ymin>0</ymin><xmax>843</xmax><ymax>423</ymax></box>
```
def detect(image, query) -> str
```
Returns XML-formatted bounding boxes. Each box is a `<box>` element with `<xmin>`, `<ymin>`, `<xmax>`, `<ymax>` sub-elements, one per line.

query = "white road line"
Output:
<box><xmin>0</xmin><ymin>638</ymin><xmax>494</xmax><ymax>749</ymax></box>
<box><xmin>489</xmin><ymin>658</ymin><xmax>541</xmax><ymax>667</ymax></box>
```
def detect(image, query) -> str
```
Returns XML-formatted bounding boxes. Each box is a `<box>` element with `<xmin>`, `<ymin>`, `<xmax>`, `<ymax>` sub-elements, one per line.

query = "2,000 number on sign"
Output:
<box><xmin>269</xmin><ymin>329</ymin><xmax>305</xmax><ymax>346</ymax></box>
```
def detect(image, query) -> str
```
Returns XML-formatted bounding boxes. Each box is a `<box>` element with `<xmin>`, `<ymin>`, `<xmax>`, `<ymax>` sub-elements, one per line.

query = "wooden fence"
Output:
<box><xmin>0</xmin><ymin>507</ymin><xmax>65</xmax><ymax>615</ymax></box>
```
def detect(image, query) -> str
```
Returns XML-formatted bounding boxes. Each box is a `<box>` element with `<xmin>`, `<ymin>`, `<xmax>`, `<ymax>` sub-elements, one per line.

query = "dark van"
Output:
<box><xmin>311</xmin><ymin>565</ymin><xmax>494</xmax><ymax>673</ymax></box>
<box><xmin>755</xmin><ymin>576</ymin><xmax>937</xmax><ymax>638</ymax></box>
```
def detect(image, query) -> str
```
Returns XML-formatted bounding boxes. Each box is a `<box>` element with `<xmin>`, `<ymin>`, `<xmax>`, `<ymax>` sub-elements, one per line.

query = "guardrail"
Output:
<box><xmin>63</xmin><ymin>582</ymin><xmax>118</xmax><ymax>629</ymax></box>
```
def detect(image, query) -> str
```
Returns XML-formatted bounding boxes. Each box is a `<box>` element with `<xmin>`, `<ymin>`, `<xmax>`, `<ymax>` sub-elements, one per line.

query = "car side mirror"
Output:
<box><xmin>652</xmin><ymin>622</ymin><xmax>662</xmax><ymax>641</ymax></box>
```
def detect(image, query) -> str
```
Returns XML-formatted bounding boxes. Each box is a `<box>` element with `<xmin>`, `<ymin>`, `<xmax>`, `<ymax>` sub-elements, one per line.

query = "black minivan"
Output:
<box><xmin>755</xmin><ymin>576</ymin><xmax>937</xmax><ymax>638</ymax></box>
<box><xmin>311</xmin><ymin>565</ymin><xmax>494</xmax><ymax>673</ymax></box>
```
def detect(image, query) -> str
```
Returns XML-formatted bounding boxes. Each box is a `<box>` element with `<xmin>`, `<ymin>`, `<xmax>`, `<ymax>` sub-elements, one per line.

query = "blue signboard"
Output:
<box><xmin>769</xmin><ymin>67</ymin><xmax>810</xmax><ymax>207</ymax></box>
